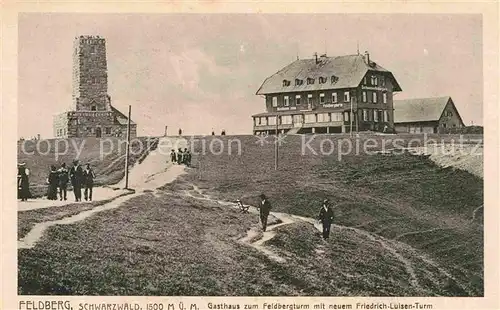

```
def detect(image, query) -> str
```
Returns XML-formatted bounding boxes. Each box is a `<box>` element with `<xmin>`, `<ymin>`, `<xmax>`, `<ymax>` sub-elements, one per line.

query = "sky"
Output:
<box><xmin>18</xmin><ymin>13</ymin><xmax>483</xmax><ymax>138</ymax></box>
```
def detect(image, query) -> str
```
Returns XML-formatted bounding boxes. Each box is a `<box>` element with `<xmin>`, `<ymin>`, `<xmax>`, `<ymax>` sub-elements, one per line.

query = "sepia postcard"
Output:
<box><xmin>1</xmin><ymin>1</ymin><xmax>499</xmax><ymax>310</ymax></box>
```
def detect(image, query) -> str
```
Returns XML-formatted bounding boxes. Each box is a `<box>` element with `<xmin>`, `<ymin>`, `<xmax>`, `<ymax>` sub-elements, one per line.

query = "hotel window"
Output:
<box><xmin>260</xmin><ymin>117</ymin><xmax>267</xmax><ymax>125</ymax></box>
<box><xmin>331</xmin><ymin>113</ymin><xmax>342</xmax><ymax>122</ymax></box>
<box><xmin>305</xmin><ymin>114</ymin><xmax>316</xmax><ymax>123</ymax></box>
<box><xmin>284</xmin><ymin>96</ymin><xmax>290</xmax><ymax>106</ymax></box>
<box><xmin>319</xmin><ymin>93</ymin><xmax>325</xmax><ymax>104</ymax></box>
<box><xmin>307</xmin><ymin>78</ymin><xmax>315</xmax><ymax>85</ymax></box>
<box><xmin>371</xmin><ymin>75</ymin><xmax>378</xmax><ymax>86</ymax></box>
<box><xmin>91</xmin><ymin>105</ymin><xmax>97</xmax><ymax>111</ymax></box>
<box><xmin>331</xmin><ymin>75</ymin><xmax>339</xmax><ymax>84</ymax></box>
<box><xmin>319</xmin><ymin>77</ymin><xmax>326</xmax><ymax>84</ymax></box>
<box><xmin>372</xmin><ymin>92</ymin><xmax>377</xmax><ymax>103</ymax></box>
<box><xmin>362</xmin><ymin>91</ymin><xmax>367</xmax><ymax>103</ymax></box>
<box><xmin>374</xmin><ymin>110</ymin><xmax>379</xmax><ymax>122</ymax></box>
<box><xmin>105</xmin><ymin>127</ymin><xmax>112</xmax><ymax>134</ymax></box>
<box><xmin>307</xmin><ymin>94</ymin><xmax>313</xmax><ymax>106</ymax></box>
<box><xmin>282</xmin><ymin>115</ymin><xmax>293</xmax><ymax>124</ymax></box>
<box><xmin>383</xmin><ymin>93</ymin><xmax>387</xmax><ymax>104</ymax></box>
<box><xmin>343</xmin><ymin>112</ymin><xmax>350</xmax><ymax>122</ymax></box>
<box><xmin>363</xmin><ymin>109</ymin><xmax>368</xmax><ymax>121</ymax></box>
<box><xmin>363</xmin><ymin>76</ymin><xmax>367</xmax><ymax>85</ymax></box>
<box><xmin>317</xmin><ymin>113</ymin><xmax>329</xmax><ymax>123</ymax></box>
<box><xmin>384</xmin><ymin>110</ymin><xmax>389</xmax><ymax>122</ymax></box>
<box><xmin>381</xmin><ymin>76</ymin><xmax>385</xmax><ymax>87</ymax></box>
<box><xmin>283</xmin><ymin>80</ymin><xmax>291</xmax><ymax>87</ymax></box>
<box><xmin>344</xmin><ymin>91</ymin><xmax>350</xmax><ymax>102</ymax></box>
<box><xmin>332</xmin><ymin>93</ymin><xmax>338</xmax><ymax>103</ymax></box>
<box><xmin>268</xmin><ymin>116</ymin><xmax>277</xmax><ymax>126</ymax></box>
<box><xmin>272</xmin><ymin>97</ymin><xmax>278</xmax><ymax>107</ymax></box>
<box><xmin>293</xmin><ymin>114</ymin><xmax>303</xmax><ymax>124</ymax></box>
<box><xmin>296</xmin><ymin>95</ymin><xmax>301</xmax><ymax>105</ymax></box>
<box><xmin>295</xmin><ymin>79</ymin><xmax>303</xmax><ymax>86</ymax></box>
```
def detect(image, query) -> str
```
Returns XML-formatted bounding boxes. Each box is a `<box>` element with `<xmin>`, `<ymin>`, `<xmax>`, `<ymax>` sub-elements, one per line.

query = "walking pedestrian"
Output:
<box><xmin>17</xmin><ymin>163</ymin><xmax>31</xmax><ymax>201</ymax></box>
<box><xmin>83</xmin><ymin>163</ymin><xmax>96</xmax><ymax>201</ymax></box>
<box><xmin>46</xmin><ymin>165</ymin><xmax>59</xmax><ymax>200</ymax></box>
<box><xmin>58</xmin><ymin>163</ymin><xmax>69</xmax><ymax>201</ymax></box>
<box><xmin>178</xmin><ymin>128</ymin><xmax>182</xmax><ymax>136</ymax></box>
<box><xmin>258</xmin><ymin>194</ymin><xmax>272</xmax><ymax>232</ymax></box>
<box><xmin>318</xmin><ymin>199</ymin><xmax>334</xmax><ymax>240</ymax></box>
<box><xmin>69</xmin><ymin>159</ymin><xmax>83</xmax><ymax>202</ymax></box>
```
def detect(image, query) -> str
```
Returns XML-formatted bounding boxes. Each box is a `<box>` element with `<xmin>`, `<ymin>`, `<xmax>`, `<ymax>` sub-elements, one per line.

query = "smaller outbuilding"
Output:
<box><xmin>393</xmin><ymin>96</ymin><xmax>464</xmax><ymax>133</ymax></box>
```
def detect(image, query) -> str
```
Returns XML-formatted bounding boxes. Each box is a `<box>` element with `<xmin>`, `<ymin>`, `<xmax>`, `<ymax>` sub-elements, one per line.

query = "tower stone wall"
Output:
<box><xmin>54</xmin><ymin>35</ymin><xmax>136</xmax><ymax>138</ymax></box>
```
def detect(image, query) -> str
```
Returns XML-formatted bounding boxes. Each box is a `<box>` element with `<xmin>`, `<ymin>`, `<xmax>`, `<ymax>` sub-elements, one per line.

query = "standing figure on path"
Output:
<box><xmin>17</xmin><ymin>163</ymin><xmax>31</xmax><ymax>201</ymax></box>
<box><xmin>69</xmin><ymin>159</ymin><xmax>83</xmax><ymax>202</ymax></box>
<box><xmin>258</xmin><ymin>194</ymin><xmax>272</xmax><ymax>232</ymax></box>
<box><xmin>170</xmin><ymin>149</ymin><xmax>177</xmax><ymax>164</ymax></box>
<box><xmin>177</xmin><ymin>148</ymin><xmax>184</xmax><ymax>165</ymax></box>
<box><xmin>318</xmin><ymin>199</ymin><xmax>334</xmax><ymax>240</ymax></box>
<box><xmin>58</xmin><ymin>163</ymin><xmax>69</xmax><ymax>201</ymax></box>
<box><xmin>184</xmin><ymin>148</ymin><xmax>191</xmax><ymax>167</ymax></box>
<box><xmin>83</xmin><ymin>163</ymin><xmax>96</xmax><ymax>201</ymax></box>
<box><xmin>178</xmin><ymin>128</ymin><xmax>182</xmax><ymax>136</ymax></box>
<box><xmin>46</xmin><ymin>165</ymin><xmax>59</xmax><ymax>200</ymax></box>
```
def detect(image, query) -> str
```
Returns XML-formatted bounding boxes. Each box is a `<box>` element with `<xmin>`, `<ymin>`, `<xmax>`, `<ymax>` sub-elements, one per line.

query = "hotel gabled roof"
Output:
<box><xmin>256</xmin><ymin>54</ymin><xmax>402</xmax><ymax>95</ymax></box>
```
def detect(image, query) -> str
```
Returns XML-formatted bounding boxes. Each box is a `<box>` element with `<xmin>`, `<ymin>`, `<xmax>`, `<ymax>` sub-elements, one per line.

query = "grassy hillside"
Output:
<box><xmin>176</xmin><ymin>135</ymin><xmax>483</xmax><ymax>295</ymax></box>
<box><xmin>18</xmin><ymin>137</ymin><xmax>158</xmax><ymax>197</ymax></box>
<box><xmin>18</xmin><ymin>134</ymin><xmax>483</xmax><ymax>296</ymax></box>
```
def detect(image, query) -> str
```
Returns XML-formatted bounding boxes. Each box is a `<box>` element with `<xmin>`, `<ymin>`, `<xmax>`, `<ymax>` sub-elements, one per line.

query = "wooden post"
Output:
<box><xmin>350</xmin><ymin>96</ymin><xmax>353</xmax><ymax>137</ymax></box>
<box><xmin>124</xmin><ymin>105</ymin><xmax>131</xmax><ymax>189</ymax></box>
<box><xmin>275</xmin><ymin>113</ymin><xmax>279</xmax><ymax>170</ymax></box>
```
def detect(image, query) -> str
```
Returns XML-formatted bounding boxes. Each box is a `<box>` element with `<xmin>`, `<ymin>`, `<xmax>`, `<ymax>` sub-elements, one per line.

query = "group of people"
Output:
<box><xmin>252</xmin><ymin>194</ymin><xmax>335</xmax><ymax>240</ymax></box>
<box><xmin>170</xmin><ymin>148</ymin><xmax>192</xmax><ymax>166</ymax></box>
<box><xmin>47</xmin><ymin>160</ymin><xmax>96</xmax><ymax>201</ymax></box>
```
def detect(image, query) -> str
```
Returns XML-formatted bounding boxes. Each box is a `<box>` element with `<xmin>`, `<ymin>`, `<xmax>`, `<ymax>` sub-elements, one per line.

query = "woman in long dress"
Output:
<box><xmin>17</xmin><ymin>163</ymin><xmax>31</xmax><ymax>201</ymax></box>
<box><xmin>46</xmin><ymin>165</ymin><xmax>59</xmax><ymax>200</ymax></box>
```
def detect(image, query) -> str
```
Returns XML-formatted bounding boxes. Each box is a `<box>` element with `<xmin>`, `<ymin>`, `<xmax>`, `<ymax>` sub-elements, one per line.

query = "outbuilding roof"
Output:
<box><xmin>256</xmin><ymin>54</ymin><xmax>402</xmax><ymax>95</ymax></box>
<box><xmin>393</xmin><ymin>96</ymin><xmax>454</xmax><ymax>123</ymax></box>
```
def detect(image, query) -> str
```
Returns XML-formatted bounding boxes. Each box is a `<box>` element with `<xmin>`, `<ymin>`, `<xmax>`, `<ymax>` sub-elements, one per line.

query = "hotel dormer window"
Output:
<box><xmin>295</xmin><ymin>79</ymin><xmax>303</xmax><ymax>86</ymax></box>
<box><xmin>307</xmin><ymin>78</ymin><xmax>315</xmax><ymax>85</ymax></box>
<box><xmin>319</xmin><ymin>77</ymin><xmax>327</xmax><ymax>84</ymax></box>
<box><xmin>282</xmin><ymin>80</ymin><xmax>291</xmax><ymax>87</ymax></box>
<box><xmin>91</xmin><ymin>105</ymin><xmax>96</xmax><ymax>111</ymax></box>
<box><xmin>331</xmin><ymin>75</ymin><xmax>339</xmax><ymax>84</ymax></box>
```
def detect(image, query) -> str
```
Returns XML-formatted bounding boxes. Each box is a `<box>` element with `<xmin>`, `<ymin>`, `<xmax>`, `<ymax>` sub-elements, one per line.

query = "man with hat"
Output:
<box><xmin>318</xmin><ymin>198</ymin><xmax>334</xmax><ymax>240</ymax></box>
<box><xmin>69</xmin><ymin>159</ymin><xmax>84</xmax><ymax>202</ymax></box>
<box><xmin>258</xmin><ymin>194</ymin><xmax>272</xmax><ymax>232</ymax></box>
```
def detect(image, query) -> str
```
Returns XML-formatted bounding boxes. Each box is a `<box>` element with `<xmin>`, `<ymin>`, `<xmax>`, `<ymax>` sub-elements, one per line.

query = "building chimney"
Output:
<box><xmin>314</xmin><ymin>52</ymin><xmax>318</xmax><ymax>64</ymax></box>
<box><xmin>364</xmin><ymin>51</ymin><xmax>370</xmax><ymax>65</ymax></box>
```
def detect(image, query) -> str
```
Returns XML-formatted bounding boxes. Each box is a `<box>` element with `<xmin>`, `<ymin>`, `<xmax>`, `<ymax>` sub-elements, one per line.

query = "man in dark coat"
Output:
<box><xmin>258</xmin><ymin>194</ymin><xmax>272</xmax><ymax>232</ymax></box>
<box><xmin>183</xmin><ymin>148</ymin><xmax>191</xmax><ymax>167</ymax></box>
<box><xmin>318</xmin><ymin>199</ymin><xmax>334</xmax><ymax>240</ymax></box>
<box><xmin>170</xmin><ymin>149</ymin><xmax>177</xmax><ymax>164</ymax></box>
<box><xmin>58</xmin><ymin>163</ymin><xmax>69</xmax><ymax>201</ymax></box>
<box><xmin>83</xmin><ymin>163</ymin><xmax>96</xmax><ymax>201</ymax></box>
<box><xmin>177</xmin><ymin>148</ymin><xmax>183</xmax><ymax>164</ymax></box>
<box><xmin>69</xmin><ymin>159</ymin><xmax>83</xmax><ymax>202</ymax></box>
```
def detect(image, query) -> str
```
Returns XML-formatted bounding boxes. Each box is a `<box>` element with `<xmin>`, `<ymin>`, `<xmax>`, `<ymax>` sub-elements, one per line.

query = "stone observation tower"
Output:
<box><xmin>53</xmin><ymin>35</ymin><xmax>136</xmax><ymax>138</ymax></box>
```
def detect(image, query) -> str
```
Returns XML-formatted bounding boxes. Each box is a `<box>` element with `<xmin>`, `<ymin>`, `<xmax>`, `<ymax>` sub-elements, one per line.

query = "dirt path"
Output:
<box><xmin>179</xmin><ymin>183</ymin><xmax>476</xmax><ymax>296</ymax></box>
<box><xmin>18</xmin><ymin>137</ymin><xmax>187</xmax><ymax>249</ymax></box>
